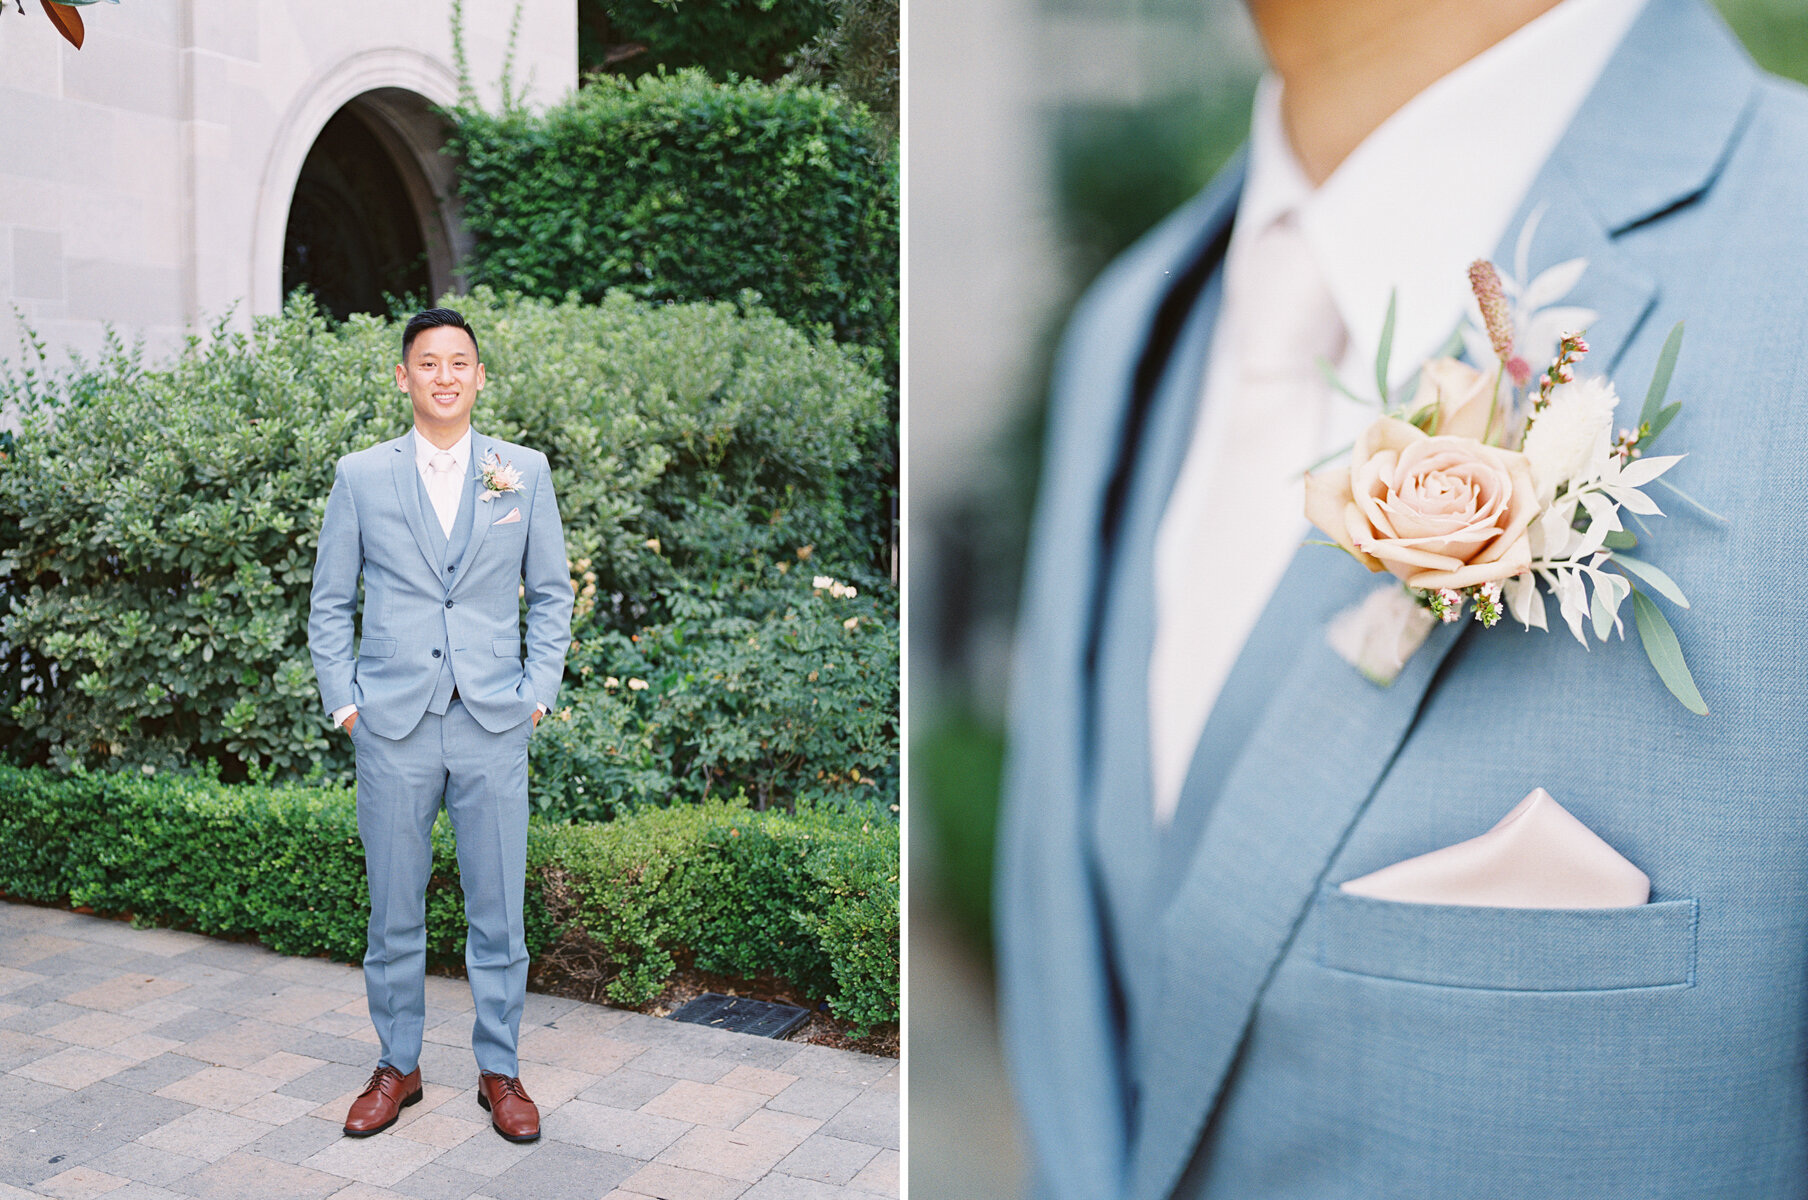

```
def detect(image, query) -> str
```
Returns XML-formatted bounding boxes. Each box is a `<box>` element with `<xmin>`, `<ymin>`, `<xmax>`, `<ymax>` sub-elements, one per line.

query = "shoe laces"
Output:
<box><xmin>359</xmin><ymin>1065</ymin><xmax>405</xmax><ymax>1096</ymax></box>
<box><xmin>485</xmin><ymin>1073</ymin><xmax>531</xmax><ymax>1103</ymax></box>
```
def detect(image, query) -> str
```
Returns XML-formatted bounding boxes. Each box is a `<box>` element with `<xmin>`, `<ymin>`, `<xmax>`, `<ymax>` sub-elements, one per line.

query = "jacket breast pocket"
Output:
<box><xmin>358</xmin><ymin>637</ymin><xmax>398</xmax><ymax>659</ymax></box>
<box><xmin>1313</xmin><ymin>885</ymin><xmax>1698</xmax><ymax>993</ymax></box>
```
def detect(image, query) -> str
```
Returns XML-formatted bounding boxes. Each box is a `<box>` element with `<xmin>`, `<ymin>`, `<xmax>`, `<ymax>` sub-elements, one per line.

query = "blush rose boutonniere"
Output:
<box><xmin>1304</xmin><ymin>250</ymin><xmax>1709</xmax><ymax>714</ymax></box>
<box><xmin>476</xmin><ymin>450</ymin><xmax>524</xmax><ymax>502</ymax></box>
<box><xmin>1305</xmin><ymin>417</ymin><xmax>1538</xmax><ymax>592</ymax></box>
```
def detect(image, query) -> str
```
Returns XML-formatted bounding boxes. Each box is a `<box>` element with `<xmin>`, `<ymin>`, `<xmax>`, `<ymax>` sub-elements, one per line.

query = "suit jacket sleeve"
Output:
<box><xmin>308</xmin><ymin>458</ymin><xmax>361</xmax><ymax>716</ymax></box>
<box><xmin>995</xmin><ymin>271</ymin><xmax>1144</xmax><ymax>1200</ymax></box>
<box><xmin>521</xmin><ymin>452</ymin><xmax>573</xmax><ymax>713</ymax></box>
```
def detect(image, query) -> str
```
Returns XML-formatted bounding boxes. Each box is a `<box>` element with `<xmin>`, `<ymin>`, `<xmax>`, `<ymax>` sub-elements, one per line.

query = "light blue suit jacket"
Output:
<box><xmin>308</xmin><ymin>429</ymin><xmax>572</xmax><ymax>741</ymax></box>
<box><xmin>997</xmin><ymin>2</ymin><xmax>1808</xmax><ymax>1197</ymax></box>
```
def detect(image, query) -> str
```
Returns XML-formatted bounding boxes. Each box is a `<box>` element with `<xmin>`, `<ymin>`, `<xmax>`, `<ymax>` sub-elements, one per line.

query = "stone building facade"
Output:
<box><xmin>0</xmin><ymin>1</ymin><xmax>576</xmax><ymax>367</ymax></box>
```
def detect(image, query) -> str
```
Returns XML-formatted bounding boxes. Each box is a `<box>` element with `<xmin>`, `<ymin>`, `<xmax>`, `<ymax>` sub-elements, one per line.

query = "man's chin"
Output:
<box><xmin>415</xmin><ymin>404</ymin><xmax>472</xmax><ymax>429</ymax></box>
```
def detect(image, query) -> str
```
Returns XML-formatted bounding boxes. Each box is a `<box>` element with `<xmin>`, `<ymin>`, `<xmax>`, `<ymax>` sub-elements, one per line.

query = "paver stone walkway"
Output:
<box><xmin>0</xmin><ymin>900</ymin><xmax>898</xmax><ymax>1200</ymax></box>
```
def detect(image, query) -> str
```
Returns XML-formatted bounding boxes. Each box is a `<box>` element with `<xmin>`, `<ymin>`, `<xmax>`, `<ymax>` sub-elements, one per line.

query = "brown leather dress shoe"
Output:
<box><xmin>342</xmin><ymin>1064</ymin><xmax>422</xmax><ymax>1136</ymax></box>
<box><xmin>477</xmin><ymin>1071</ymin><xmax>541</xmax><ymax>1142</ymax></box>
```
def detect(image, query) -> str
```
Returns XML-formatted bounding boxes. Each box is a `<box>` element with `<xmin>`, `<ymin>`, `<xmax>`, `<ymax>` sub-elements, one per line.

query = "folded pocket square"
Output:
<box><xmin>494</xmin><ymin>507</ymin><xmax>522</xmax><ymax>525</ymax></box>
<box><xmin>1339</xmin><ymin>788</ymin><xmax>1650</xmax><ymax>908</ymax></box>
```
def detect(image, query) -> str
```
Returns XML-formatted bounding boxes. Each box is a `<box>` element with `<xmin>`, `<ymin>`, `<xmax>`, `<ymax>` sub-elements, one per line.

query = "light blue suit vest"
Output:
<box><xmin>997</xmin><ymin>2</ymin><xmax>1808</xmax><ymax>1196</ymax></box>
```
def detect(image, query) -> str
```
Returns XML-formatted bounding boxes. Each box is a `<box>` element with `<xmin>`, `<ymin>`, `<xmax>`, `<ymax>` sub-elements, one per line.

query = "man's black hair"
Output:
<box><xmin>402</xmin><ymin>307</ymin><xmax>480</xmax><ymax>361</ymax></box>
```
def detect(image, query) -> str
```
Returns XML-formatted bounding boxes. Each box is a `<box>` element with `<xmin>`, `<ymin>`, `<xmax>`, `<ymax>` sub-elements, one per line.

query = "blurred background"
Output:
<box><xmin>905</xmin><ymin>0</ymin><xmax>1808</xmax><ymax>1194</ymax></box>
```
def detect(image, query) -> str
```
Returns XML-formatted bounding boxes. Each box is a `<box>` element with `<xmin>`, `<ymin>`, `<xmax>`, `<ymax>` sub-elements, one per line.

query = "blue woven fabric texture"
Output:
<box><xmin>995</xmin><ymin>0</ymin><xmax>1808</xmax><ymax>1196</ymax></box>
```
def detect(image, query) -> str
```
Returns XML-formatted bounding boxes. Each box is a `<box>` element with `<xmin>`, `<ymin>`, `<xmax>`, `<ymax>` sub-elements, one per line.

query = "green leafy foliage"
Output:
<box><xmin>0</xmin><ymin>762</ymin><xmax>516</xmax><ymax>964</ymax></box>
<box><xmin>550</xmin><ymin>796</ymin><xmax>898</xmax><ymax>1029</ymax></box>
<box><xmin>580</xmin><ymin>0</ymin><xmax>833</xmax><ymax>82</ymax></box>
<box><xmin>1639</xmin><ymin>321</ymin><xmax>1684</xmax><ymax>436</ymax></box>
<box><xmin>789</xmin><ymin>0</ymin><xmax>899</xmax><ymax>145</ymax></box>
<box><xmin>445</xmin><ymin>69</ymin><xmax>898</xmax><ymax>372</ymax></box>
<box><xmin>1629</xmin><ymin>588</ymin><xmax>1708</xmax><ymax>716</ymax></box>
<box><xmin>534</xmin><ymin>564</ymin><xmax>898</xmax><ymax>822</ymax></box>
<box><xmin>0</xmin><ymin>765</ymin><xmax>898</xmax><ymax>1030</ymax></box>
<box><xmin>0</xmin><ymin>290</ymin><xmax>893</xmax><ymax>796</ymax></box>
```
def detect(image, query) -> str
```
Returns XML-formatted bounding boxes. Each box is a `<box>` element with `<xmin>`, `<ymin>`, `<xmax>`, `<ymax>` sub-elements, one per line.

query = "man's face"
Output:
<box><xmin>396</xmin><ymin>325</ymin><xmax>484</xmax><ymax>431</ymax></box>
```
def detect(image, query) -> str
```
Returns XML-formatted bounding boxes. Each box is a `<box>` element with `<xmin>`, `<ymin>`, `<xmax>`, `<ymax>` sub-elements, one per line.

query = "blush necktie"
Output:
<box><xmin>427</xmin><ymin>451</ymin><xmax>459</xmax><ymax>538</ymax></box>
<box><xmin>1148</xmin><ymin>212</ymin><xmax>1349</xmax><ymax>825</ymax></box>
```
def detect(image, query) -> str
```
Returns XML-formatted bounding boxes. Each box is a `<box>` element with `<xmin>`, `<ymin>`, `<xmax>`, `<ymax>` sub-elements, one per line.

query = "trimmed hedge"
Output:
<box><xmin>551</xmin><ymin>800</ymin><xmax>898</xmax><ymax>1030</ymax></box>
<box><xmin>0</xmin><ymin>764</ymin><xmax>898</xmax><ymax>1032</ymax></box>
<box><xmin>0</xmin><ymin>762</ymin><xmax>551</xmax><ymax>966</ymax></box>
<box><xmin>446</xmin><ymin>69</ymin><xmax>898</xmax><ymax>370</ymax></box>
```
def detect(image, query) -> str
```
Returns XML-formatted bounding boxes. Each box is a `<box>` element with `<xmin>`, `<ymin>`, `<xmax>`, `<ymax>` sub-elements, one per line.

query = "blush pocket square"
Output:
<box><xmin>494</xmin><ymin>507</ymin><xmax>522</xmax><ymax>526</ymax></box>
<box><xmin>1339</xmin><ymin>788</ymin><xmax>1650</xmax><ymax>908</ymax></box>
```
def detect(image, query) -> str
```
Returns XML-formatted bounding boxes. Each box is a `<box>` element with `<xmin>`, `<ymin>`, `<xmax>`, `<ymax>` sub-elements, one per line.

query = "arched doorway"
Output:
<box><xmin>279</xmin><ymin>88</ymin><xmax>463</xmax><ymax>321</ymax></box>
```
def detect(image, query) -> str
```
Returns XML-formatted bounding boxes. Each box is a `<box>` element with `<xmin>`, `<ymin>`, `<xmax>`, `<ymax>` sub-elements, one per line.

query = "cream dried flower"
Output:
<box><xmin>1521</xmin><ymin>376</ymin><xmax>1618</xmax><ymax>504</ymax></box>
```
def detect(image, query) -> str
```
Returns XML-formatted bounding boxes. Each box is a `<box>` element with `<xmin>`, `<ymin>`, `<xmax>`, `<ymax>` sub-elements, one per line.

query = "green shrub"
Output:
<box><xmin>546</xmin><ymin>797</ymin><xmax>898</xmax><ymax>1029</ymax></box>
<box><xmin>796</xmin><ymin>825</ymin><xmax>898</xmax><ymax>1033</ymax></box>
<box><xmin>540</xmin><ymin>808</ymin><xmax>699</xmax><ymax>1006</ymax></box>
<box><xmin>446</xmin><ymin>70</ymin><xmax>898</xmax><ymax>370</ymax></box>
<box><xmin>789</xmin><ymin>0</ymin><xmax>899</xmax><ymax>145</ymax></box>
<box><xmin>0</xmin><ymin>292</ymin><xmax>892</xmax><ymax>783</ymax></box>
<box><xmin>533</xmin><ymin>567</ymin><xmax>898</xmax><ymax>822</ymax></box>
<box><xmin>579</xmin><ymin>0</ymin><xmax>833</xmax><ymax>82</ymax></box>
<box><xmin>0</xmin><ymin>762</ymin><xmax>514</xmax><ymax>964</ymax></box>
<box><xmin>0</xmin><ymin>765</ymin><xmax>899</xmax><ymax>1032</ymax></box>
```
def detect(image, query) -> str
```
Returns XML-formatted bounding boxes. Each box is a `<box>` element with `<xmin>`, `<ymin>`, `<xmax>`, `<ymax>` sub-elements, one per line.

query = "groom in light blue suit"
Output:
<box><xmin>998</xmin><ymin>0</ymin><xmax>1808</xmax><ymax>1196</ymax></box>
<box><xmin>309</xmin><ymin>308</ymin><xmax>571</xmax><ymax>1142</ymax></box>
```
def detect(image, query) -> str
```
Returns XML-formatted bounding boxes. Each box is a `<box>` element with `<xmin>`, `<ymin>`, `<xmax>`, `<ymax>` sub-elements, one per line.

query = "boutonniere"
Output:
<box><xmin>475</xmin><ymin>450</ymin><xmax>524</xmax><ymax>502</ymax></box>
<box><xmin>1307</xmin><ymin>245</ymin><xmax>1710</xmax><ymax>714</ymax></box>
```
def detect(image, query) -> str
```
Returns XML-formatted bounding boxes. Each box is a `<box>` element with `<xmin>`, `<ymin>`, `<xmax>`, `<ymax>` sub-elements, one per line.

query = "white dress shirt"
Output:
<box><xmin>416</xmin><ymin>425</ymin><xmax>474</xmax><ymax>538</ymax></box>
<box><xmin>334</xmin><ymin>425</ymin><xmax>544</xmax><ymax>729</ymax></box>
<box><xmin>1146</xmin><ymin>0</ymin><xmax>1648</xmax><ymax>823</ymax></box>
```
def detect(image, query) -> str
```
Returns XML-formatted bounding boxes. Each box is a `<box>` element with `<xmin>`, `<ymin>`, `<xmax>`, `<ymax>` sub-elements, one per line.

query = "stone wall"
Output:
<box><xmin>0</xmin><ymin>1</ymin><xmax>576</xmax><ymax>368</ymax></box>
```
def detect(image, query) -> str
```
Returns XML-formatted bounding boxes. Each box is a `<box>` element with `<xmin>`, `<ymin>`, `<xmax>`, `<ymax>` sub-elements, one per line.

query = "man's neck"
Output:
<box><xmin>1249</xmin><ymin>0</ymin><xmax>1567</xmax><ymax>185</ymax></box>
<box><xmin>415</xmin><ymin>421</ymin><xmax>471</xmax><ymax>452</ymax></box>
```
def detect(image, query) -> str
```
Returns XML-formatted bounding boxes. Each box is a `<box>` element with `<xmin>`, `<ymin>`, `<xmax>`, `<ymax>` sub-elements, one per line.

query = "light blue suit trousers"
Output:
<box><xmin>349</xmin><ymin>699</ymin><xmax>532</xmax><ymax>1075</ymax></box>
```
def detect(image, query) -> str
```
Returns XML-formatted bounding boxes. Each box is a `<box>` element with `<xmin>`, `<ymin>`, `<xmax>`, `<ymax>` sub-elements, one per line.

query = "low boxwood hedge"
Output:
<box><xmin>549</xmin><ymin>800</ymin><xmax>898</xmax><ymax>1030</ymax></box>
<box><xmin>0</xmin><ymin>763</ymin><xmax>898</xmax><ymax>1033</ymax></box>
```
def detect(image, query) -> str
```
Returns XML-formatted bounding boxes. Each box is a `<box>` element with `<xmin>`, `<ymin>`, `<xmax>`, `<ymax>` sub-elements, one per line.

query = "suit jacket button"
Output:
<box><xmin>432</xmin><ymin>649</ymin><xmax>442</xmax><ymax>658</ymax></box>
<box><xmin>445</xmin><ymin>600</ymin><xmax>454</xmax><ymax>609</ymax></box>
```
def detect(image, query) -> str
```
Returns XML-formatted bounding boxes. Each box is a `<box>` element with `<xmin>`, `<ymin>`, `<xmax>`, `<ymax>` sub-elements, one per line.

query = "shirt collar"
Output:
<box><xmin>1238</xmin><ymin>0</ymin><xmax>1647</xmax><ymax>394</ymax></box>
<box><xmin>412</xmin><ymin>426</ymin><xmax>473</xmax><ymax>475</ymax></box>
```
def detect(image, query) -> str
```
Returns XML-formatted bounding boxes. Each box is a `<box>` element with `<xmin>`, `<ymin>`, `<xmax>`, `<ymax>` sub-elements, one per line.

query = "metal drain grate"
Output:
<box><xmin>668</xmin><ymin>992</ymin><xmax>810</xmax><ymax>1039</ymax></box>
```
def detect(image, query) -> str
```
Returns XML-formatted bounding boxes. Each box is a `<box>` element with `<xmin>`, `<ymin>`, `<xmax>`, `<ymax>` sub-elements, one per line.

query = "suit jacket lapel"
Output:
<box><xmin>1125</xmin><ymin>3</ymin><xmax>1757</xmax><ymax>1196</ymax></box>
<box><xmin>390</xmin><ymin>433</ymin><xmax>442</xmax><ymax>578</ymax></box>
<box><xmin>450</xmin><ymin>431</ymin><xmax>499</xmax><ymax>594</ymax></box>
